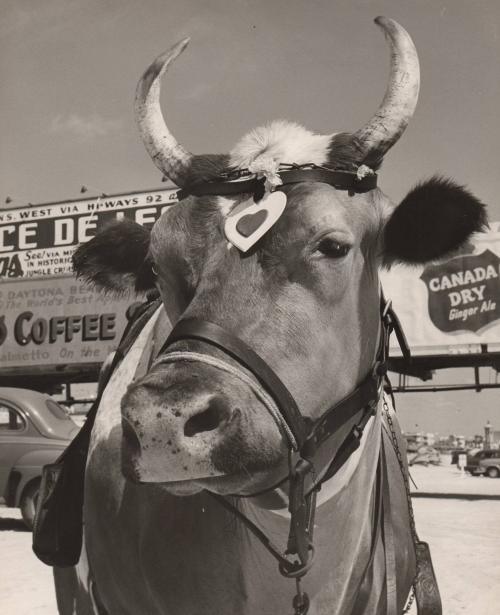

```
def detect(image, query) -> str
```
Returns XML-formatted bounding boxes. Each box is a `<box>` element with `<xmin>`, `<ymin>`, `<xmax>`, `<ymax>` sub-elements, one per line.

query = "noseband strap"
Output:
<box><xmin>162</xmin><ymin>318</ymin><xmax>308</xmax><ymax>450</ymax></box>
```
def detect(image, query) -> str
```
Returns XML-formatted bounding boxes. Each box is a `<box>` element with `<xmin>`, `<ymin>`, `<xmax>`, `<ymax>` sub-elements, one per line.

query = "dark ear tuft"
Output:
<box><xmin>185</xmin><ymin>154</ymin><xmax>231</xmax><ymax>184</ymax></box>
<box><xmin>383</xmin><ymin>176</ymin><xmax>488</xmax><ymax>265</ymax></box>
<box><xmin>73</xmin><ymin>219</ymin><xmax>153</xmax><ymax>294</ymax></box>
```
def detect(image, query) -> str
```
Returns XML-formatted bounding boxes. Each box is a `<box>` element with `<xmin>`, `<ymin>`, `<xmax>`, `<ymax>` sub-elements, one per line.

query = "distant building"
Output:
<box><xmin>403</xmin><ymin>429</ymin><xmax>498</xmax><ymax>452</ymax></box>
<box><xmin>485</xmin><ymin>421</ymin><xmax>493</xmax><ymax>448</ymax></box>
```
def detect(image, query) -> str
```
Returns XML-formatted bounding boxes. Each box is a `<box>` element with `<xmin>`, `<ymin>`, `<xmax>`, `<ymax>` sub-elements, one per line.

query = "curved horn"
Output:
<box><xmin>135</xmin><ymin>38</ymin><xmax>193</xmax><ymax>187</ymax></box>
<box><xmin>353</xmin><ymin>17</ymin><xmax>420</xmax><ymax>165</ymax></box>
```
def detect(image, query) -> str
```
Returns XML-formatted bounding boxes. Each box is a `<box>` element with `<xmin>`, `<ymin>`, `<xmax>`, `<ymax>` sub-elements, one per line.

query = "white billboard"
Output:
<box><xmin>381</xmin><ymin>222</ymin><xmax>500</xmax><ymax>356</ymax></box>
<box><xmin>0</xmin><ymin>188</ymin><xmax>178</xmax><ymax>280</ymax></box>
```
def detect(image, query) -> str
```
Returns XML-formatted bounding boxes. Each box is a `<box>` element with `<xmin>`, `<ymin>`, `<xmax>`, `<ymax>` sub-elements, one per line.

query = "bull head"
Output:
<box><xmin>74</xmin><ymin>17</ymin><xmax>486</xmax><ymax>496</ymax></box>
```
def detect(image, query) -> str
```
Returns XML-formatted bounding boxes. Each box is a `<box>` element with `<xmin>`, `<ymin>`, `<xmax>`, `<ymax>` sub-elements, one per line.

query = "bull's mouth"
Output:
<box><xmin>123</xmin><ymin>468</ymin><xmax>287</xmax><ymax>497</ymax></box>
<box><xmin>121</xmin><ymin>413</ymin><xmax>287</xmax><ymax>495</ymax></box>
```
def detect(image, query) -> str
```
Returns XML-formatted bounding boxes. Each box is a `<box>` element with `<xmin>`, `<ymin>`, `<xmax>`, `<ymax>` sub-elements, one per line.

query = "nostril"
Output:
<box><xmin>184</xmin><ymin>396</ymin><xmax>232</xmax><ymax>437</ymax></box>
<box><xmin>122</xmin><ymin>419</ymin><xmax>142</xmax><ymax>456</ymax></box>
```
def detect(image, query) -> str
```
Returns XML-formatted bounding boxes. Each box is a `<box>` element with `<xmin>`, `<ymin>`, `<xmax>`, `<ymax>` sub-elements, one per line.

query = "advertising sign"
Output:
<box><xmin>0</xmin><ymin>188</ymin><xmax>178</xmax><ymax>280</ymax></box>
<box><xmin>0</xmin><ymin>188</ymin><xmax>177</xmax><ymax>375</ymax></box>
<box><xmin>381</xmin><ymin>222</ymin><xmax>500</xmax><ymax>356</ymax></box>
<box><xmin>0</xmin><ymin>277</ymin><xmax>135</xmax><ymax>368</ymax></box>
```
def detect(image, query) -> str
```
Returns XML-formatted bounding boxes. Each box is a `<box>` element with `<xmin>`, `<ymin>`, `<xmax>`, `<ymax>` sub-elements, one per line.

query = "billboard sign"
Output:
<box><xmin>0</xmin><ymin>277</ymin><xmax>136</xmax><ymax>368</ymax></box>
<box><xmin>0</xmin><ymin>188</ymin><xmax>177</xmax><ymax>374</ymax></box>
<box><xmin>0</xmin><ymin>188</ymin><xmax>178</xmax><ymax>280</ymax></box>
<box><xmin>381</xmin><ymin>222</ymin><xmax>500</xmax><ymax>356</ymax></box>
<box><xmin>419</xmin><ymin>249</ymin><xmax>500</xmax><ymax>334</ymax></box>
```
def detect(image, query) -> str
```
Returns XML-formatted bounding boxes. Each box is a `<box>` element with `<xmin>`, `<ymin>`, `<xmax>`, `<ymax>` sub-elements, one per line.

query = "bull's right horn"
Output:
<box><xmin>353</xmin><ymin>17</ymin><xmax>420</xmax><ymax>166</ymax></box>
<box><xmin>135</xmin><ymin>38</ymin><xmax>193</xmax><ymax>188</ymax></box>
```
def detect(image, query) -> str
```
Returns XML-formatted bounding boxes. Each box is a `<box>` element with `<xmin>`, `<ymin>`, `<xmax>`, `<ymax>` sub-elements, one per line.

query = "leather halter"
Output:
<box><xmin>158</xmin><ymin>165</ymin><xmax>417</xmax><ymax>612</ymax></box>
<box><xmin>159</xmin><ymin>298</ymin><xmax>410</xmax><ymax>612</ymax></box>
<box><xmin>160</xmin><ymin>166</ymin><xmax>410</xmax><ymax>613</ymax></box>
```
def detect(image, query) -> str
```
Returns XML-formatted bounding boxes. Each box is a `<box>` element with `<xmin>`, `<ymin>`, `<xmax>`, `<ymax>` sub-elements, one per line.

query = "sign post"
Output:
<box><xmin>458</xmin><ymin>453</ymin><xmax>467</xmax><ymax>478</ymax></box>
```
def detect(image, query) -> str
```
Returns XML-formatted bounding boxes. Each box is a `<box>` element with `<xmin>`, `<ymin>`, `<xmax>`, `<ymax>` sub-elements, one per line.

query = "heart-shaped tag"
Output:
<box><xmin>224</xmin><ymin>191</ymin><xmax>287</xmax><ymax>252</ymax></box>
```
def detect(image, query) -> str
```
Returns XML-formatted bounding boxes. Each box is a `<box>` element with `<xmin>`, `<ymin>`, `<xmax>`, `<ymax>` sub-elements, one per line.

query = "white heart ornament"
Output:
<box><xmin>224</xmin><ymin>191</ymin><xmax>287</xmax><ymax>252</ymax></box>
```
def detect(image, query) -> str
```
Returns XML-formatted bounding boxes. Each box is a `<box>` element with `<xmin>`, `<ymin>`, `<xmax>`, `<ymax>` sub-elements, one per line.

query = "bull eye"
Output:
<box><xmin>316</xmin><ymin>237</ymin><xmax>351</xmax><ymax>258</ymax></box>
<box><xmin>151</xmin><ymin>263</ymin><xmax>158</xmax><ymax>277</ymax></box>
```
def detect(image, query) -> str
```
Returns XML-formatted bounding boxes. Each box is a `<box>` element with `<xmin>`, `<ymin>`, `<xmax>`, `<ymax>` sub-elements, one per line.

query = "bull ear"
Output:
<box><xmin>73</xmin><ymin>220</ymin><xmax>155</xmax><ymax>294</ymax></box>
<box><xmin>382</xmin><ymin>176</ymin><xmax>487</xmax><ymax>266</ymax></box>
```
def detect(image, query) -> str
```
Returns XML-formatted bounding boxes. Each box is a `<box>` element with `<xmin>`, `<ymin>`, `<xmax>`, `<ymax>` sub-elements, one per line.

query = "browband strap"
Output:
<box><xmin>176</xmin><ymin>168</ymin><xmax>377</xmax><ymax>201</ymax></box>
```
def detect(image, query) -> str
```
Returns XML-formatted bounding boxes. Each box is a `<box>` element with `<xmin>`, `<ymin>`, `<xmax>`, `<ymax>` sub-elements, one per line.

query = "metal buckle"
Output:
<box><xmin>279</xmin><ymin>545</ymin><xmax>316</xmax><ymax>579</ymax></box>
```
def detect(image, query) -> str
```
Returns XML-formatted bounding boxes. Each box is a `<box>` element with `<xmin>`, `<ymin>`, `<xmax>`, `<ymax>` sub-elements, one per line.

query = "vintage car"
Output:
<box><xmin>0</xmin><ymin>387</ymin><xmax>79</xmax><ymax>528</ymax></box>
<box><xmin>408</xmin><ymin>445</ymin><xmax>441</xmax><ymax>467</ymax></box>
<box><xmin>465</xmin><ymin>449</ymin><xmax>500</xmax><ymax>478</ymax></box>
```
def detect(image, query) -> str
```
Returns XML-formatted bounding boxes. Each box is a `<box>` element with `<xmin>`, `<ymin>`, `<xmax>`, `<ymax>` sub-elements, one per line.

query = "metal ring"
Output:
<box><xmin>278</xmin><ymin>546</ymin><xmax>316</xmax><ymax>579</ymax></box>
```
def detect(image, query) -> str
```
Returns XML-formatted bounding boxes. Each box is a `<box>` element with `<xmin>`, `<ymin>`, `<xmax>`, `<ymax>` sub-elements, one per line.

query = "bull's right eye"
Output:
<box><xmin>151</xmin><ymin>263</ymin><xmax>158</xmax><ymax>277</ymax></box>
<box><xmin>316</xmin><ymin>237</ymin><xmax>351</xmax><ymax>258</ymax></box>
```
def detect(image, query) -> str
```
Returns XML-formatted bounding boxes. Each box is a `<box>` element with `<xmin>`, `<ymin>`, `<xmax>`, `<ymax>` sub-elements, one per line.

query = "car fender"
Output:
<box><xmin>479</xmin><ymin>461</ymin><xmax>500</xmax><ymax>472</ymax></box>
<box><xmin>10</xmin><ymin>446</ymin><xmax>68</xmax><ymax>506</ymax></box>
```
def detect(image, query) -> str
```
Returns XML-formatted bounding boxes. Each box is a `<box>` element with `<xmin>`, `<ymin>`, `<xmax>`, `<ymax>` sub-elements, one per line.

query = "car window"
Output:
<box><xmin>0</xmin><ymin>404</ymin><xmax>26</xmax><ymax>431</ymax></box>
<box><xmin>45</xmin><ymin>399</ymin><xmax>71</xmax><ymax>421</ymax></box>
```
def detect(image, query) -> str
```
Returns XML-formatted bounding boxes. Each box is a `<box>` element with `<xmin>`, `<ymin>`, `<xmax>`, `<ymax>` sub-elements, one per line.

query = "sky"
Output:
<box><xmin>1</xmin><ymin>0</ymin><xmax>499</xmax><ymax>435</ymax></box>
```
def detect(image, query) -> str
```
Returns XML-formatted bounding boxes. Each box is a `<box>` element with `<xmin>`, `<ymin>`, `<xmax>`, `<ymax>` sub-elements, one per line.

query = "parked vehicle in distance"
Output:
<box><xmin>0</xmin><ymin>387</ymin><xmax>79</xmax><ymax>528</ymax></box>
<box><xmin>465</xmin><ymin>449</ymin><xmax>500</xmax><ymax>478</ymax></box>
<box><xmin>408</xmin><ymin>445</ymin><xmax>440</xmax><ymax>467</ymax></box>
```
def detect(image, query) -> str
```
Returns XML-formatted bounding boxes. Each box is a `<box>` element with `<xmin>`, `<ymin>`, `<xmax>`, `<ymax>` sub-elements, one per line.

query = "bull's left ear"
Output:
<box><xmin>382</xmin><ymin>176</ymin><xmax>487</xmax><ymax>266</ymax></box>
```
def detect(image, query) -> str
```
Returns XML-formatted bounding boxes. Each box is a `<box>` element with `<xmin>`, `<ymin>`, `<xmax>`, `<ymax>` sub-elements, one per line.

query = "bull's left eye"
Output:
<box><xmin>316</xmin><ymin>237</ymin><xmax>351</xmax><ymax>258</ymax></box>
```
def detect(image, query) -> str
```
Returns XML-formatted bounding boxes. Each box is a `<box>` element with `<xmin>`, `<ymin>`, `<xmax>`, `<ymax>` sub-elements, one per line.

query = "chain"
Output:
<box><xmin>383</xmin><ymin>396</ymin><xmax>420</xmax><ymax>614</ymax></box>
<box><xmin>292</xmin><ymin>578</ymin><xmax>310</xmax><ymax>615</ymax></box>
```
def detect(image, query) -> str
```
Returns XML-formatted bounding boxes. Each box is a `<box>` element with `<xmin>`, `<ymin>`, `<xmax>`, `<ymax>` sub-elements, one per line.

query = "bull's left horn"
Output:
<box><xmin>353</xmin><ymin>17</ymin><xmax>420</xmax><ymax>165</ymax></box>
<box><xmin>135</xmin><ymin>38</ymin><xmax>193</xmax><ymax>187</ymax></box>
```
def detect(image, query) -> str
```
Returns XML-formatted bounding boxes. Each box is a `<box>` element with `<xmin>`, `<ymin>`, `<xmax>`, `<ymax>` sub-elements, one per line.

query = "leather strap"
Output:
<box><xmin>58</xmin><ymin>297</ymin><xmax>162</xmax><ymax>464</ymax></box>
<box><xmin>381</xmin><ymin>435</ymin><xmax>398</xmax><ymax>615</ymax></box>
<box><xmin>278</xmin><ymin>169</ymin><xmax>377</xmax><ymax>193</ymax></box>
<box><xmin>208</xmin><ymin>492</ymin><xmax>300</xmax><ymax>572</ymax></box>
<box><xmin>163</xmin><ymin>318</ymin><xmax>308</xmax><ymax>450</ymax></box>
<box><xmin>414</xmin><ymin>542</ymin><xmax>443</xmax><ymax>614</ymax></box>
<box><xmin>310</xmin><ymin>403</ymin><xmax>375</xmax><ymax>489</ymax></box>
<box><xmin>176</xmin><ymin>177</ymin><xmax>265</xmax><ymax>201</ymax></box>
<box><xmin>304</xmin><ymin>371</ymin><xmax>379</xmax><ymax>454</ymax></box>
<box><xmin>176</xmin><ymin>168</ymin><xmax>377</xmax><ymax>201</ymax></box>
<box><xmin>349</xmin><ymin>452</ymin><xmax>384</xmax><ymax>613</ymax></box>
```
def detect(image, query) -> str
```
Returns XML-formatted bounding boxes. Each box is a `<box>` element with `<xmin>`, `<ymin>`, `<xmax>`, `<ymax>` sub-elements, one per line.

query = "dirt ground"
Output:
<box><xmin>1</xmin><ymin>463</ymin><xmax>499</xmax><ymax>614</ymax></box>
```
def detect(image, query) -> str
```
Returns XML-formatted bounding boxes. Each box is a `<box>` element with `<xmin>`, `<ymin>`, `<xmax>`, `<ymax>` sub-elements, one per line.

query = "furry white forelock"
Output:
<box><xmin>229</xmin><ymin>120</ymin><xmax>334</xmax><ymax>169</ymax></box>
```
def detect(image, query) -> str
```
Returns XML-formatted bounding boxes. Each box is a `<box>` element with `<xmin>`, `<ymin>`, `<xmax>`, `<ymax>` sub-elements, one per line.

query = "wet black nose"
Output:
<box><xmin>183</xmin><ymin>395</ymin><xmax>233</xmax><ymax>437</ymax></box>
